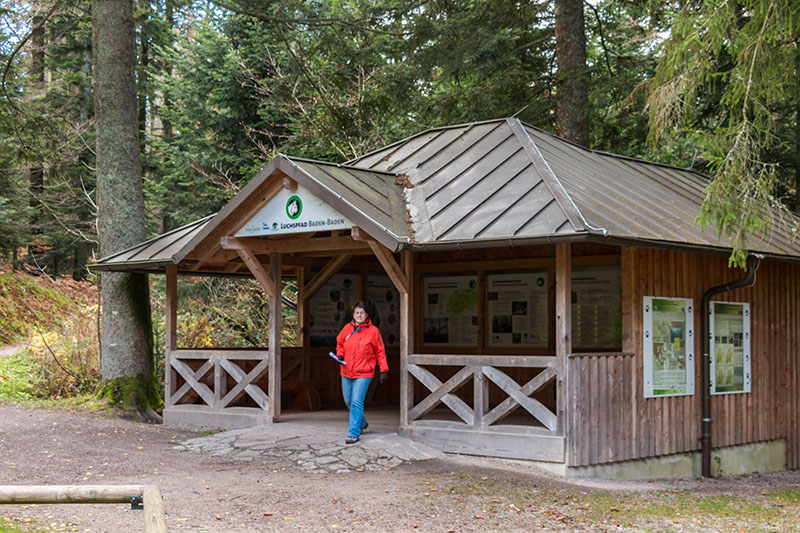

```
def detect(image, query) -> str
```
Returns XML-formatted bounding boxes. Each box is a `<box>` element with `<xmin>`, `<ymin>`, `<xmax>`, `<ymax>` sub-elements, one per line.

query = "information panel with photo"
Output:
<box><xmin>643</xmin><ymin>296</ymin><xmax>695</xmax><ymax>397</ymax></box>
<box><xmin>710</xmin><ymin>301</ymin><xmax>751</xmax><ymax>394</ymax></box>
<box><xmin>423</xmin><ymin>275</ymin><xmax>478</xmax><ymax>345</ymax></box>
<box><xmin>487</xmin><ymin>272</ymin><xmax>549</xmax><ymax>348</ymax></box>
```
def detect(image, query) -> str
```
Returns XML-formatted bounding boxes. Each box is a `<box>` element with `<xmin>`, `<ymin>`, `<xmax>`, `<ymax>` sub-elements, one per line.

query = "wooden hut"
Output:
<box><xmin>90</xmin><ymin>118</ymin><xmax>800</xmax><ymax>477</ymax></box>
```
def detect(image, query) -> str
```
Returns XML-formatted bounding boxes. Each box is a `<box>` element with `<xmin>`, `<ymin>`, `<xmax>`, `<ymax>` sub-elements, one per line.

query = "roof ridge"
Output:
<box><xmin>282</xmin><ymin>154</ymin><xmax>400</xmax><ymax>176</ymax></box>
<box><xmin>505</xmin><ymin>118</ymin><xmax>589</xmax><ymax>233</ymax></box>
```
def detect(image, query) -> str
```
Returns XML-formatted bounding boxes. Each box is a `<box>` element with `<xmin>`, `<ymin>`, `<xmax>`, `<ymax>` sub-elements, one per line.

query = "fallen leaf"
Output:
<box><xmin>215</xmin><ymin>515</ymin><xmax>222</xmax><ymax>520</ymax></box>
<box><xmin>474</xmin><ymin>515</ymin><xmax>484</xmax><ymax>519</ymax></box>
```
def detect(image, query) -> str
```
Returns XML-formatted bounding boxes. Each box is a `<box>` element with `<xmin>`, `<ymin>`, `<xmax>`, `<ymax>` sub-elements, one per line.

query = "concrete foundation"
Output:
<box><xmin>566</xmin><ymin>440</ymin><xmax>786</xmax><ymax>479</ymax></box>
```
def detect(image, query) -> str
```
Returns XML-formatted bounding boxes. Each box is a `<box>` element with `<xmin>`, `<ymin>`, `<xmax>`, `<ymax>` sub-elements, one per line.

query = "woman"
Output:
<box><xmin>336</xmin><ymin>301</ymin><xmax>388</xmax><ymax>444</ymax></box>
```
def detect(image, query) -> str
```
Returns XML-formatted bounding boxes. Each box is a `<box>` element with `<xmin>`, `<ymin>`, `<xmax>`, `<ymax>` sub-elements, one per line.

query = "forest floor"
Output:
<box><xmin>1</xmin><ymin>404</ymin><xmax>799</xmax><ymax>533</ymax></box>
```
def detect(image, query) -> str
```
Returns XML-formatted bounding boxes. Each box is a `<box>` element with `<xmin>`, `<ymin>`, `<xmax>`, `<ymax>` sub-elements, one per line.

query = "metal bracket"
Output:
<box><xmin>129</xmin><ymin>495</ymin><xmax>143</xmax><ymax>510</ymax></box>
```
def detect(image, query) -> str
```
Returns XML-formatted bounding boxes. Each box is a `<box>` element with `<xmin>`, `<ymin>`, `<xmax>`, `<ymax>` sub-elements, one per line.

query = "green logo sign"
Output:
<box><xmin>286</xmin><ymin>195</ymin><xmax>302</xmax><ymax>219</ymax></box>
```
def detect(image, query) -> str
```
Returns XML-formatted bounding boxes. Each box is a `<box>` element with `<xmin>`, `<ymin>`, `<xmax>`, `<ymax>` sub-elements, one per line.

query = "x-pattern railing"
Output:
<box><xmin>407</xmin><ymin>354</ymin><xmax>558</xmax><ymax>432</ymax></box>
<box><xmin>168</xmin><ymin>350</ymin><xmax>270</xmax><ymax>411</ymax></box>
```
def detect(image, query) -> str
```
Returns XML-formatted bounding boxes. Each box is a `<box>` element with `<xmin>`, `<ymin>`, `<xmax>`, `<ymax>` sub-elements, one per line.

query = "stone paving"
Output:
<box><xmin>175</xmin><ymin>423</ymin><xmax>444</xmax><ymax>474</ymax></box>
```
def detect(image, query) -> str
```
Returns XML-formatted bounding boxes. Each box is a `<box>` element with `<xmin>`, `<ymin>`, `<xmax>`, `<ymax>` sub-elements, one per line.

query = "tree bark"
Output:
<box><xmin>93</xmin><ymin>0</ymin><xmax>155</xmax><ymax>386</ymax></box>
<box><xmin>28</xmin><ymin>13</ymin><xmax>45</xmax><ymax>232</ymax></box>
<box><xmin>555</xmin><ymin>0</ymin><xmax>589</xmax><ymax>148</ymax></box>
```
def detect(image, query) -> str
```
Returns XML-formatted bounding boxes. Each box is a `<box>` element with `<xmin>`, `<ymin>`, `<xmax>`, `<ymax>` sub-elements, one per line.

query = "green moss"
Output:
<box><xmin>94</xmin><ymin>374</ymin><xmax>163</xmax><ymax>412</ymax></box>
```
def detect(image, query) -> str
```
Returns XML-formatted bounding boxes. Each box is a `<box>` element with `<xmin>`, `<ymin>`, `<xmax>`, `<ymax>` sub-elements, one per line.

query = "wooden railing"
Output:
<box><xmin>406</xmin><ymin>354</ymin><xmax>558</xmax><ymax>434</ymax></box>
<box><xmin>166</xmin><ymin>347</ymin><xmax>303</xmax><ymax>412</ymax></box>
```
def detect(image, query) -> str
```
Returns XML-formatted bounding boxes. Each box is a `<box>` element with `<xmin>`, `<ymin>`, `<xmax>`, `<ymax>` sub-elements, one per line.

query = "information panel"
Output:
<box><xmin>571</xmin><ymin>266</ymin><xmax>622</xmax><ymax>350</ymax></box>
<box><xmin>487</xmin><ymin>272</ymin><xmax>549</xmax><ymax>348</ymax></box>
<box><xmin>423</xmin><ymin>275</ymin><xmax>478</xmax><ymax>346</ymax></box>
<box><xmin>366</xmin><ymin>275</ymin><xmax>400</xmax><ymax>346</ymax></box>
<box><xmin>309</xmin><ymin>273</ymin><xmax>356</xmax><ymax>347</ymax></box>
<box><xmin>643</xmin><ymin>296</ymin><xmax>695</xmax><ymax>397</ymax></box>
<box><xmin>710</xmin><ymin>301</ymin><xmax>751</xmax><ymax>394</ymax></box>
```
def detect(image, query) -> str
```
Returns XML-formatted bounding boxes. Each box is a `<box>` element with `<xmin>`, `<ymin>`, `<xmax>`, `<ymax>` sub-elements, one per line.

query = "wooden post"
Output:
<box><xmin>142</xmin><ymin>485</ymin><xmax>168</xmax><ymax>533</ymax></box>
<box><xmin>297</xmin><ymin>266</ymin><xmax>310</xmax><ymax>380</ymax></box>
<box><xmin>400</xmin><ymin>250</ymin><xmax>414</xmax><ymax>427</ymax></box>
<box><xmin>473</xmin><ymin>365</ymin><xmax>487</xmax><ymax>428</ymax></box>
<box><xmin>165</xmin><ymin>266</ymin><xmax>177</xmax><ymax>407</ymax></box>
<box><xmin>555</xmin><ymin>243</ymin><xmax>572</xmax><ymax>437</ymax></box>
<box><xmin>268</xmin><ymin>253</ymin><xmax>282</xmax><ymax>422</ymax></box>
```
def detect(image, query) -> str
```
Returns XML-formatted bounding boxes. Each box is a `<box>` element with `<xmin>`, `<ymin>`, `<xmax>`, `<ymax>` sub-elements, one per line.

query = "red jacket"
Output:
<box><xmin>336</xmin><ymin>319</ymin><xmax>388</xmax><ymax>379</ymax></box>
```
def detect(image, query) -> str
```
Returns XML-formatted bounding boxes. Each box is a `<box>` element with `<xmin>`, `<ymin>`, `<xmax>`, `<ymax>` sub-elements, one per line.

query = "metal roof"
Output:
<box><xmin>90</xmin><ymin>214</ymin><xmax>214</xmax><ymax>272</ymax></box>
<box><xmin>92</xmin><ymin>117</ymin><xmax>800</xmax><ymax>273</ymax></box>
<box><xmin>349</xmin><ymin>118</ymin><xmax>800</xmax><ymax>257</ymax></box>
<box><xmin>89</xmin><ymin>155</ymin><xmax>410</xmax><ymax>272</ymax></box>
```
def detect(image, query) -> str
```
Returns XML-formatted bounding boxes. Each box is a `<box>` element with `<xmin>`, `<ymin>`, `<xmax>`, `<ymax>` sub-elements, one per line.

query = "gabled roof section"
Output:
<box><xmin>89</xmin><ymin>154</ymin><xmax>411</xmax><ymax>272</ymax></box>
<box><xmin>348</xmin><ymin>118</ymin><xmax>588</xmax><ymax>245</ymax></box>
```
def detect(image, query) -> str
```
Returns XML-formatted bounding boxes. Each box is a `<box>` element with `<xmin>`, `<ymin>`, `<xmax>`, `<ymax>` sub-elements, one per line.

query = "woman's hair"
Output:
<box><xmin>351</xmin><ymin>300</ymin><xmax>369</xmax><ymax>316</ymax></box>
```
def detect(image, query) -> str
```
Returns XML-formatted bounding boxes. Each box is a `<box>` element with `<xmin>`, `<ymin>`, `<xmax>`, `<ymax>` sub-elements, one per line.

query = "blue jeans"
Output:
<box><xmin>341</xmin><ymin>376</ymin><xmax>371</xmax><ymax>438</ymax></box>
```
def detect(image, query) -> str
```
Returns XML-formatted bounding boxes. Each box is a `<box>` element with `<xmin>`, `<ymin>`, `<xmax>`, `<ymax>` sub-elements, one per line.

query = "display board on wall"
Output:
<box><xmin>366</xmin><ymin>275</ymin><xmax>400</xmax><ymax>346</ymax></box>
<box><xmin>423</xmin><ymin>275</ymin><xmax>478</xmax><ymax>345</ymax></box>
<box><xmin>309</xmin><ymin>273</ymin><xmax>357</xmax><ymax>347</ymax></box>
<box><xmin>643</xmin><ymin>296</ymin><xmax>695</xmax><ymax>397</ymax></box>
<box><xmin>710</xmin><ymin>301</ymin><xmax>751</xmax><ymax>394</ymax></box>
<box><xmin>487</xmin><ymin>272</ymin><xmax>548</xmax><ymax>348</ymax></box>
<box><xmin>571</xmin><ymin>266</ymin><xmax>622</xmax><ymax>350</ymax></box>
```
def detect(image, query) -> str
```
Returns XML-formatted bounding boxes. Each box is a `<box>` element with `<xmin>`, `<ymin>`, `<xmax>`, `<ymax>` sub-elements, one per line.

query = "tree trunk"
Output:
<box><xmin>137</xmin><ymin>5</ymin><xmax>149</xmax><ymax>144</ymax></box>
<box><xmin>28</xmin><ymin>13</ymin><xmax>45</xmax><ymax>233</ymax></box>
<box><xmin>555</xmin><ymin>0</ymin><xmax>589</xmax><ymax>148</ymax></box>
<box><xmin>92</xmin><ymin>0</ymin><xmax>155</xmax><ymax>395</ymax></box>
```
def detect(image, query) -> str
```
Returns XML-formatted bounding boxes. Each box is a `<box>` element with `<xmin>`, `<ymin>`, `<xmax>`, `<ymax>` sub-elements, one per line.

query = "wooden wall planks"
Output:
<box><xmin>567</xmin><ymin>248</ymin><xmax>800</xmax><ymax>469</ymax></box>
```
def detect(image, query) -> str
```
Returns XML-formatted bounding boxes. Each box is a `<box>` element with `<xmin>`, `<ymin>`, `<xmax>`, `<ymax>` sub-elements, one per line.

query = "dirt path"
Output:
<box><xmin>1</xmin><ymin>405</ymin><xmax>799</xmax><ymax>532</ymax></box>
<box><xmin>0</xmin><ymin>344</ymin><xmax>24</xmax><ymax>358</ymax></box>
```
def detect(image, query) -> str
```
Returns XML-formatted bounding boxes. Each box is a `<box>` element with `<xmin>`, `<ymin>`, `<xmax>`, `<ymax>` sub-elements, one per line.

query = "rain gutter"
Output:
<box><xmin>699</xmin><ymin>254</ymin><xmax>761</xmax><ymax>477</ymax></box>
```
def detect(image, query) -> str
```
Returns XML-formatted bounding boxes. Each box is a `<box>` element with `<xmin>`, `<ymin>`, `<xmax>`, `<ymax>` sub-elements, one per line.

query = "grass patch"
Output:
<box><xmin>0</xmin><ymin>516</ymin><xmax>47</xmax><ymax>533</ymax></box>
<box><xmin>0</xmin><ymin>352</ymin><xmax>44</xmax><ymax>402</ymax></box>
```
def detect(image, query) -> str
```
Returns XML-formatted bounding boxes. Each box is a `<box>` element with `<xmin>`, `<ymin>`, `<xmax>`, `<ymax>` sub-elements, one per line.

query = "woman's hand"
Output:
<box><xmin>379</xmin><ymin>371</ymin><xmax>388</xmax><ymax>384</ymax></box>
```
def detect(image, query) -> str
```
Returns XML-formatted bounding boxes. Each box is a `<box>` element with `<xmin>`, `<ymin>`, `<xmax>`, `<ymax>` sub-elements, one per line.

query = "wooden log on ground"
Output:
<box><xmin>0</xmin><ymin>485</ymin><xmax>145</xmax><ymax>504</ymax></box>
<box><xmin>0</xmin><ymin>484</ymin><xmax>168</xmax><ymax>533</ymax></box>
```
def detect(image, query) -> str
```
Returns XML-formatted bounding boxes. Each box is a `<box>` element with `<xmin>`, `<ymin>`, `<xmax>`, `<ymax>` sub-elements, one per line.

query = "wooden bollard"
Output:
<box><xmin>0</xmin><ymin>485</ymin><xmax>167</xmax><ymax>532</ymax></box>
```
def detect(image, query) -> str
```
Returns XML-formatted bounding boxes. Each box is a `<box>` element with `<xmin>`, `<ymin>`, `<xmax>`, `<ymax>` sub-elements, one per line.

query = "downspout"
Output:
<box><xmin>700</xmin><ymin>254</ymin><xmax>761</xmax><ymax>477</ymax></box>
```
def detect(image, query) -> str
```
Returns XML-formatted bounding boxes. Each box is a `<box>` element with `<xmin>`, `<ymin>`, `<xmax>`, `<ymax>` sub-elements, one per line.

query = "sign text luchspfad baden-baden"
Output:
<box><xmin>235</xmin><ymin>184</ymin><xmax>352</xmax><ymax>237</ymax></box>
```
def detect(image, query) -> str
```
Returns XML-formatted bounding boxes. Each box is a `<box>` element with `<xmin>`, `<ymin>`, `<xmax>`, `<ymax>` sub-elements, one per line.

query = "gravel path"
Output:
<box><xmin>1</xmin><ymin>405</ymin><xmax>799</xmax><ymax>532</ymax></box>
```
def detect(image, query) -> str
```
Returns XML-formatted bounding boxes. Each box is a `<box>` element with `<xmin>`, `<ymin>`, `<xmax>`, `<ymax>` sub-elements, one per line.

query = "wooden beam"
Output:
<box><xmin>353</xmin><ymin>226</ymin><xmax>408</xmax><ymax>294</ymax></box>
<box><xmin>143</xmin><ymin>485</ymin><xmax>168</xmax><ymax>533</ymax></box>
<box><xmin>555</xmin><ymin>242</ymin><xmax>571</xmax><ymax>436</ymax></box>
<box><xmin>400</xmin><ymin>250</ymin><xmax>414</xmax><ymax>427</ymax></box>
<box><xmin>368</xmin><ymin>240</ymin><xmax>408</xmax><ymax>294</ymax></box>
<box><xmin>189</xmin><ymin>177</ymin><xmax>285</xmax><ymax>268</ymax></box>
<box><xmin>0</xmin><ymin>485</ymin><xmax>167</xmax><ymax>533</ymax></box>
<box><xmin>221</xmin><ymin>235</ymin><xmax>370</xmax><ymax>255</ymax></box>
<box><xmin>235</xmin><ymin>247</ymin><xmax>275</xmax><ymax>298</ymax></box>
<box><xmin>282</xmin><ymin>176</ymin><xmax>297</xmax><ymax>191</ymax></box>
<box><xmin>302</xmin><ymin>254</ymin><xmax>352</xmax><ymax>301</ymax></box>
<box><xmin>0</xmin><ymin>484</ymin><xmax>147</xmax><ymax>504</ymax></box>
<box><xmin>268</xmin><ymin>252</ymin><xmax>282</xmax><ymax>421</ymax></box>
